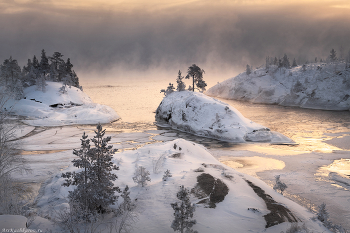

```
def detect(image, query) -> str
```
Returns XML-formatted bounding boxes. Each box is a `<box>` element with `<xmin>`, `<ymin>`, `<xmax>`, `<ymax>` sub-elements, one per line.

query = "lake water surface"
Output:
<box><xmin>81</xmin><ymin>78</ymin><xmax>350</xmax><ymax>229</ymax></box>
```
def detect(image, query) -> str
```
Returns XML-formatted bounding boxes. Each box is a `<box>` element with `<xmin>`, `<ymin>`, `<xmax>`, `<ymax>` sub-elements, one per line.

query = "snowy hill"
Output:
<box><xmin>2</xmin><ymin>82</ymin><xmax>120</xmax><ymax>126</ymax></box>
<box><xmin>155</xmin><ymin>91</ymin><xmax>293</xmax><ymax>143</ymax></box>
<box><xmin>33</xmin><ymin>139</ymin><xmax>330</xmax><ymax>233</ymax></box>
<box><xmin>206</xmin><ymin>63</ymin><xmax>350</xmax><ymax>111</ymax></box>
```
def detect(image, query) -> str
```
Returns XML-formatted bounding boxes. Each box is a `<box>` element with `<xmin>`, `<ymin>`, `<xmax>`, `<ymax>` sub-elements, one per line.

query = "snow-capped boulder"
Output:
<box><xmin>3</xmin><ymin>82</ymin><xmax>120</xmax><ymax>126</ymax></box>
<box><xmin>155</xmin><ymin>91</ymin><xmax>292</xmax><ymax>143</ymax></box>
<box><xmin>206</xmin><ymin>63</ymin><xmax>350</xmax><ymax>111</ymax></box>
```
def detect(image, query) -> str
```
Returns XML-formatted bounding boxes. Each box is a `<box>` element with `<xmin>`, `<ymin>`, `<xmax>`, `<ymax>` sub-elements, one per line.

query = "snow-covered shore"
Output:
<box><xmin>206</xmin><ymin>63</ymin><xmax>350</xmax><ymax>111</ymax></box>
<box><xmin>155</xmin><ymin>91</ymin><xmax>293</xmax><ymax>143</ymax></box>
<box><xmin>3</xmin><ymin>82</ymin><xmax>120</xmax><ymax>126</ymax></box>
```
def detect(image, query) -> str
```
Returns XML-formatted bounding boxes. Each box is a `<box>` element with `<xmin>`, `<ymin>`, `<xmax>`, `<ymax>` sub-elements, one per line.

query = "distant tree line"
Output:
<box><xmin>0</xmin><ymin>50</ymin><xmax>81</xmax><ymax>99</ymax></box>
<box><xmin>246</xmin><ymin>48</ymin><xmax>350</xmax><ymax>75</ymax></box>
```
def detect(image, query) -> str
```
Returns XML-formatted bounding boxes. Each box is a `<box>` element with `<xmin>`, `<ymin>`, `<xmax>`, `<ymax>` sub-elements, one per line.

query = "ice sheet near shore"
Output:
<box><xmin>33</xmin><ymin>138</ymin><xmax>330</xmax><ymax>233</ymax></box>
<box><xmin>2</xmin><ymin>82</ymin><xmax>120</xmax><ymax>126</ymax></box>
<box><xmin>155</xmin><ymin>91</ymin><xmax>293</xmax><ymax>143</ymax></box>
<box><xmin>206</xmin><ymin>63</ymin><xmax>350</xmax><ymax>111</ymax></box>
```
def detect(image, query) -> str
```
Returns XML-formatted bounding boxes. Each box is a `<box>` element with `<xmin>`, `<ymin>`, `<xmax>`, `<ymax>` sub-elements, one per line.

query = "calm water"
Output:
<box><xmin>81</xmin><ymin>78</ymin><xmax>350</xmax><ymax>229</ymax></box>
<box><xmin>82</xmin><ymin>78</ymin><xmax>350</xmax><ymax>151</ymax></box>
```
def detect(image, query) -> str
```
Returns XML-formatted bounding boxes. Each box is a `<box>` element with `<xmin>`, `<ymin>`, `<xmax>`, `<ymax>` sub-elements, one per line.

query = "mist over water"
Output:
<box><xmin>1</xmin><ymin>0</ymin><xmax>350</xmax><ymax>78</ymax></box>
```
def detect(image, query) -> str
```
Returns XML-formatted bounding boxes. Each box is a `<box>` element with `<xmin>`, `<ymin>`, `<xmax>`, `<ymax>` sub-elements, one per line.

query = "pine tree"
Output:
<box><xmin>62</xmin><ymin>124</ymin><xmax>120</xmax><ymax>215</ymax></box>
<box><xmin>66</xmin><ymin>58</ymin><xmax>73</xmax><ymax>76</ymax></box>
<box><xmin>185</xmin><ymin>64</ymin><xmax>206</xmax><ymax>92</ymax></box>
<box><xmin>22</xmin><ymin>59</ymin><xmax>36</xmax><ymax>86</ymax></box>
<box><xmin>292</xmin><ymin>58</ymin><xmax>297</xmax><ymax>67</ymax></box>
<box><xmin>132</xmin><ymin>166</ymin><xmax>151</xmax><ymax>187</ymax></box>
<box><xmin>329</xmin><ymin>48</ymin><xmax>337</xmax><ymax>61</ymax></box>
<box><xmin>171</xmin><ymin>185</ymin><xmax>197</xmax><ymax>233</ymax></box>
<box><xmin>115</xmin><ymin>185</ymin><xmax>137</xmax><ymax>233</ymax></box>
<box><xmin>49</xmin><ymin>52</ymin><xmax>64</xmax><ymax>82</ymax></box>
<box><xmin>317</xmin><ymin>203</ymin><xmax>329</xmax><ymax>224</ymax></box>
<box><xmin>39</xmin><ymin>49</ymin><xmax>50</xmax><ymax>76</ymax></box>
<box><xmin>49</xmin><ymin>52</ymin><xmax>64</xmax><ymax>70</ymax></box>
<box><xmin>176</xmin><ymin>70</ymin><xmax>186</xmax><ymax>92</ymax></box>
<box><xmin>161</xmin><ymin>83</ymin><xmax>175</xmax><ymax>96</ymax></box>
<box><xmin>246</xmin><ymin>64</ymin><xmax>251</xmax><ymax>75</ymax></box>
<box><xmin>282</xmin><ymin>54</ymin><xmax>290</xmax><ymax>68</ymax></box>
<box><xmin>57</xmin><ymin>60</ymin><xmax>66</xmax><ymax>82</ymax></box>
<box><xmin>118</xmin><ymin>185</ymin><xmax>135</xmax><ymax>213</ymax></box>
<box><xmin>32</xmin><ymin>55</ymin><xmax>39</xmax><ymax>70</ymax></box>
<box><xmin>273</xmin><ymin>57</ymin><xmax>278</xmax><ymax>65</ymax></box>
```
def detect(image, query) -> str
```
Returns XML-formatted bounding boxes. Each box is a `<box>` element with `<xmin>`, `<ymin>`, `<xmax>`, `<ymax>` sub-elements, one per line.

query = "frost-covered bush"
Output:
<box><xmin>282</xmin><ymin>223</ymin><xmax>310</xmax><ymax>233</ymax></box>
<box><xmin>114</xmin><ymin>185</ymin><xmax>138</xmax><ymax>233</ymax></box>
<box><xmin>160</xmin><ymin>83</ymin><xmax>175</xmax><ymax>96</ymax></box>
<box><xmin>133</xmin><ymin>166</ymin><xmax>151</xmax><ymax>187</ymax></box>
<box><xmin>273</xmin><ymin>175</ymin><xmax>287</xmax><ymax>195</ymax></box>
<box><xmin>171</xmin><ymin>185</ymin><xmax>197</xmax><ymax>233</ymax></box>
<box><xmin>162</xmin><ymin>169</ymin><xmax>172</xmax><ymax>181</ymax></box>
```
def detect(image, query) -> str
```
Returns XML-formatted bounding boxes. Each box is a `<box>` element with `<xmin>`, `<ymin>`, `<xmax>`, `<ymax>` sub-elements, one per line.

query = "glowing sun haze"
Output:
<box><xmin>1</xmin><ymin>0</ymin><xmax>349</xmax><ymax>80</ymax></box>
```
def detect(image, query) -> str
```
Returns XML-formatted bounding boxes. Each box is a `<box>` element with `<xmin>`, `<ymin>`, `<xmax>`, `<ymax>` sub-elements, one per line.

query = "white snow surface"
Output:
<box><xmin>206</xmin><ymin>63</ymin><xmax>350</xmax><ymax>111</ymax></box>
<box><xmin>3</xmin><ymin>82</ymin><xmax>120</xmax><ymax>126</ymax></box>
<box><xmin>155</xmin><ymin>91</ymin><xmax>293</xmax><ymax>143</ymax></box>
<box><xmin>35</xmin><ymin>139</ymin><xmax>330</xmax><ymax>233</ymax></box>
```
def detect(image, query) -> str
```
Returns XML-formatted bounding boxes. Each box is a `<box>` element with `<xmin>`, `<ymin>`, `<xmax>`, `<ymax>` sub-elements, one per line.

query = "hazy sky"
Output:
<box><xmin>1</xmin><ymin>0</ymin><xmax>350</xmax><ymax>80</ymax></box>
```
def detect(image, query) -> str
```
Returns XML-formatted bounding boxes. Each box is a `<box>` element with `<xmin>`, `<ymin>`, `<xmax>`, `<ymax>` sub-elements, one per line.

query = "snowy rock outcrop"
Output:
<box><xmin>155</xmin><ymin>91</ymin><xmax>293</xmax><ymax>143</ymax></box>
<box><xmin>206</xmin><ymin>63</ymin><xmax>350</xmax><ymax>111</ymax></box>
<box><xmin>3</xmin><ymin>82</ymin><xmax>120</xmax><ymax>126</ymax></box>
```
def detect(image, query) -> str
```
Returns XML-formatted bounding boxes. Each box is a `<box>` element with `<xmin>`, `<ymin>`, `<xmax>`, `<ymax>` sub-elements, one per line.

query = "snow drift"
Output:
<box><xmin>206</xmin><ymin>63</ymin><xmax>350</xmax><ymax>111</ymax></box>
<box><xmin>34</xmin><ymin>139</ymin><xmax>330</xmax><ymax>233</ymax></box>
<box><xmin>2</xmin><ymin>82</ymin><xmax>120</xmax><ymax>126</ymax></box>
<box><xmin>155</xmin><ymin>91</ymin><xmax>293</xmax><ymax>143</ymax></box>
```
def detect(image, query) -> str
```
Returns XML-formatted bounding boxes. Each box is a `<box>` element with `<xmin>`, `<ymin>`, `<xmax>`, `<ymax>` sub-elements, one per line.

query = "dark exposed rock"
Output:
<box><xmin>245</xmin><ymin>180</ymin><xmax>299</xmax><ymax>228</ymax></box>
<box><xmin>191</xmin><ymin>173</ymin><xmax>229</xmax><ymax>208</ymax></box>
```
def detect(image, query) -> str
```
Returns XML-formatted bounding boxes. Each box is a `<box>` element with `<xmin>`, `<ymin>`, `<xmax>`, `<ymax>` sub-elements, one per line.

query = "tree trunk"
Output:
<box><xmin>192</xmin><ymin>74</ymin><xmax>195</xmax><ymax>92</ymax></box>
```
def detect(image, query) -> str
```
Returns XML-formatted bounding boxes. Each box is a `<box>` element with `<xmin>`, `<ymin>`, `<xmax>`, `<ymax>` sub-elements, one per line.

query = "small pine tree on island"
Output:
<box><xmin>160</xmin><ymin>83</ymin><xmax>175</xmax><ymax>96</ymax></box>
<box><xmin>292</xmin><ymin>58</ymin><xmax>297</xmax><ymax>67</ymax></box>
<box><xmin>171</xmin><ymin>185</ymin><xmax>197</xmax><ymax>233</ymax></box>
<box><xmin>185</xmin><ymin>64</ymin><xmax>206</xmax><ymax>92</ymax></box>
<box><xmin>176</xmin><ymin>70</ymin><xmax>186</xmax><ymax>91</ymax></box>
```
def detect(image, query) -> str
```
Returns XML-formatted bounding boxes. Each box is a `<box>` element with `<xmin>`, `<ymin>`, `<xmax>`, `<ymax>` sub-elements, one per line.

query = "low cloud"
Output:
<box><xmin>1</xmin><ymin>0</ymin><xmax>349</xmax><ymax>78</ymax></box>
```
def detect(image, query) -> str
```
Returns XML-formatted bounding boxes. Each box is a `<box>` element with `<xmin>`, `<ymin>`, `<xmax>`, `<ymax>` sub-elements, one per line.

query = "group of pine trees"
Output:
<box><xmin>246</xmin><ymin>48</ymin><xmax>350</xmax><ymax>75</ymax></box>
<box><xmin>62</xmin><ymin>124</ymin><xmax>197</xmax><ymax>232</ymax></box>
<box><xmin>0</xmin><ymin>50</ymin><xmax>81</xmax><ymax>100</ymax></box>
<box><xmin>161</xmin><ymin>64</ymin><xmax>207</xmax><ymax>96</ymax></box>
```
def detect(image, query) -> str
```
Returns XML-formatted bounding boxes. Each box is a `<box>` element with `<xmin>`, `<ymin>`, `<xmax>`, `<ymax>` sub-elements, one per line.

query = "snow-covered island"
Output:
<box><xmin>32</xmin><ymin>137</ymin><xmax>330</xmax><ymax>233</ymax></box>
<box><xmin>1</xmin><ymin>52</ymin><xmax>120</xmax><ymax>126</ymax></box>
<box><xmin>206</xmin><ymin>62</ymin><xmax>350</xmax><ymax>111</ymax></box>
<box><xmin>3</xmin><ymin>81</ymin><xmax>120</xmax><ymax>126</ymax></box>
<box><xmin>156</xmin><ymin>91</ymin><xmax>293</xmax><ymax>143</ymax></box>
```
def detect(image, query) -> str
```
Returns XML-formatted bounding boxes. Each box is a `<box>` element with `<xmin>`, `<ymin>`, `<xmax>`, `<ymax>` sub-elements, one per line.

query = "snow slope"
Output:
<box><xmin>34</xmin><ymin>139</ymin><xmax>330</xmax><ymax>233</ymax></box>
<box><xmin>206</xmin><ymin>63</ymin><xmax>350</xmax><ymax>111</ymax></box>
<box><xmin>3</xmin><ymin>82</ymin><xmax>120</xmax><ymax>126</ymax></box>
<box><xmin>155</xmin><ymin>91</ymin><xmax>293</xmax><ymax>143</ymax></box>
